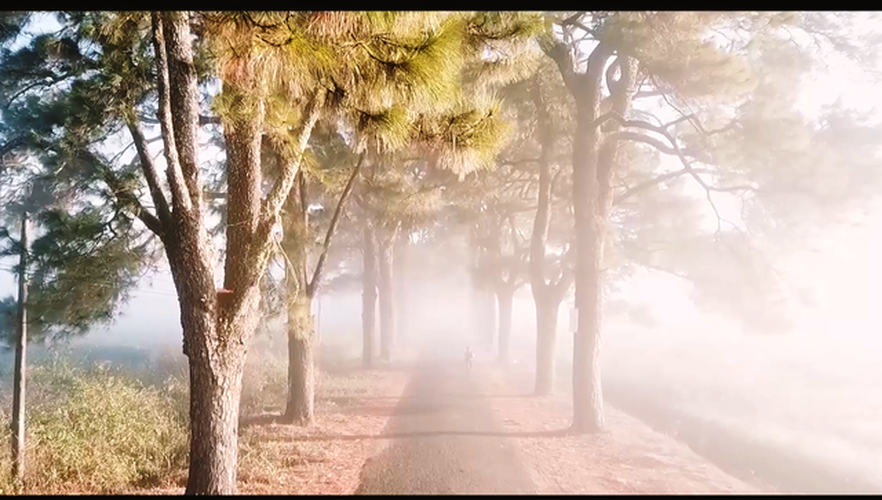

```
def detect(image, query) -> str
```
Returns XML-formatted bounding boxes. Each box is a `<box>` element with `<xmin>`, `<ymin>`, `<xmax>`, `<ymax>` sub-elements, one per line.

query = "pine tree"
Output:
<box><xmin>539</xmin><ymin>11</ymin><xmax>882</xmax><ymax>433</ymax></box>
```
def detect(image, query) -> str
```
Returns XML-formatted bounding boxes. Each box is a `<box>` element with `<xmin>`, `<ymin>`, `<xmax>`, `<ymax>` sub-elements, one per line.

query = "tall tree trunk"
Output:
<box><xmin>571</xmin><ymin>53</ymin><xmax>638</xmax><ymax>432</ymax></box>
<box><xmin>377</xmin><ymin>233</ymin><xmax>395</xmax><ymax>361</ymax></box>
<box><xmin>496</xmin><ymin>286</ymin><xmax>514</xmax><ymax>363</ymax></box>
<box><xmin>529</xmin><ymin>77</ymin><xmax>565</xmax><ymax>397</ymax></box>
<box><xmin>281</xmin><ymin>173</ymin><xmax>315</xmax><ymax>425</ymax></box>
<box><xmin>11</xmin><ymin>211</ymin><xmax>28</xmax><ymax>486</ymax></box>
<box><xmin>534</xmin><ymin>295</ymin><xmax>560</xmax><ymax>395</ymax></box>
<box><xmin>570</xmin><ymin>47</ymin><xmax>611</xmax><ymax>434</ymax></box>
<box><xmin>482</xmin><ymin>287</ymin><xmax>497</xmax><ymax>353</ymax></box>
<box><xmin>468</xmin><ymin>233</ymin><xmax>484</xmax><ymax>347</ymax></box>
<box><xmin>393</xmin><ymin>235</ymin><xmax>409</xmax><ymax>346</ymax></box>
<box><xmin>167</xmin><ymin>235</ymin><xmax>260</xmax><ymax>496</ymax></box>
<box><xmin>148</xmin><ymin>11</ymin><xmax>322</xmax><ymax>495</ymax></box>
<box><xmin>284</xmin><ymin>292</ymin><xmax>315</xmax><ymax>424</ymax></box>
<box><xmin>362</xmin><ymin>223</ymin><xmax>377</xmax><ymax>368</ymax></box>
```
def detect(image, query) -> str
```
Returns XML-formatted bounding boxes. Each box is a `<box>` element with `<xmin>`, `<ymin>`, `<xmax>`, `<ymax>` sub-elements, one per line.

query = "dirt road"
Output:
<box><xmin>355</xmin><ymin>349</ymin><xmax>539</xmax><ymax>494</ymax></box>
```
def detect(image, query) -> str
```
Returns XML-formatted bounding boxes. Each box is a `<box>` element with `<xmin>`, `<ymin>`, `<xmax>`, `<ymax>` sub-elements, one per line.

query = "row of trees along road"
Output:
<box><xmin>2</xmin><ymin>10</ymin><xmax>882</xmax><ymax>495</ymax></box>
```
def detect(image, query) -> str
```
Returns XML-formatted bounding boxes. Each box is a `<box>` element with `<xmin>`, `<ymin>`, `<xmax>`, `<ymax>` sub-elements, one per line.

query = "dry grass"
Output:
<box><xmin>475</xmin><ymin>364</ymin><xmax>762</xmax><ymax>495</ymax></box>
<box><xmin>0</xmin><ymin>358</ymin><xmax>189</xmax><ymax>495</ymax></box>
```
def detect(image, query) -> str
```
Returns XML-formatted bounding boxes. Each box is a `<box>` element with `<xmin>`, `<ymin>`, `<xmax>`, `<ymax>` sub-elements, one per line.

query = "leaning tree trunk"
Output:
<box><xmin>362</xmin><ymin>223</ymin><xmax>378</xmax><ymax>367</ymax></box>
<box><xmin>534</xmin><ymin>295</ymin><xmax>560</xmax><ymax>395</ymax></box>
<box><xmin>377</xmin><ymin>233</ymin><xmax>395</xmax><ymax>362</ymax></box>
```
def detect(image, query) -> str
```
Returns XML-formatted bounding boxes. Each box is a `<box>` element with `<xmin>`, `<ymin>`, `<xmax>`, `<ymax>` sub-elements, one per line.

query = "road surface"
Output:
<box><xmin>355</xmin><ymin>348</ymin><xmax>537</xmax><ymax>495</ymax></box>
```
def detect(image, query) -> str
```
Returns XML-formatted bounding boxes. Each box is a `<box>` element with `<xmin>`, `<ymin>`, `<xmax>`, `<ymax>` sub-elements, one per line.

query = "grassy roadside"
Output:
<box><xmin>0</xmin><ymin>342</ymin><xmax>412</xmax><ymax>495</ymax></box>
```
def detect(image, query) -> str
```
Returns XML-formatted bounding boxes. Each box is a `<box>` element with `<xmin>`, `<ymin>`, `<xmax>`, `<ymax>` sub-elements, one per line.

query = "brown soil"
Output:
<box><xmin>478</xmin><ymin>364</ymin><xmax>765</xmax><ymax>494</ymax></box>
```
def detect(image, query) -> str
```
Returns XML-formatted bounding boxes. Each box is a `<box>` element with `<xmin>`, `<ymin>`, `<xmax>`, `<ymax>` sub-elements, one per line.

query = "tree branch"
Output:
<box><xmin>85</xmin><ymin>150</ymin><xmax>164</xmax><ymax>238</ymax></box>
<box><xmin>258</xmin><ymin>88</ymin><xmax>325</xmax><ymax>232</ymax></box>
<box><xmin>151</xmin><ymin>12</ymin><xmax>192</xmax><ymax>214</ymax></box>
<box><xmin>603</xmin><ymin>112</ymin><xmax>756</xmax><ymax>234</ymax></box>
<box><xmin>126</xmin><ymin>120</ymin><xmax>171</xmax><ymax>227</ymax></box>
<box><xmin>162</xmin><ymin>12</ymin><xmax>203</xmax><ymax>210</ymax></box>
<box><xmin>614</xmin><ymin>168</ymin><xmax>690</xmax><ymax>206</ymax></box>
<box><xmin>306</xmin><ymin>153</ymin><xmax>364</xmax><ymax>297</ymax></box>
<box><xmin>541</xmin><ymin>39</ymin><xmax>579</xmax><ymax>96</ymax></box>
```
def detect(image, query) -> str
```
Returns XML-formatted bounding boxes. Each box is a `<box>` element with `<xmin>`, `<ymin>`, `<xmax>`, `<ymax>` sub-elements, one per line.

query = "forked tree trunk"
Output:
<box><xmin>534</xmin><ymin>295</ymin><xmax>560</xmax><ymax>395</ymax></box>
<box><xmin>161</xmin><ymin>12</ymin><xmax>266</xmax><ymax>487</ymax></box>
<box><xmin>378</xmin><ymin>235</ymin><xmax>395</xmax><ymax>362</ymax></box>
<box><xmin>362</xmin><ymin>224</ymin><xmax>378</xmax><ymax>368</ymax></box>
<box><xmin>178</xmin><ymin>278</ymin><xmax>262</xmax><ymax>495</ymax></box>
<box><xmin>496</xmin><ymin>286</ymin><xmax>514</xmax><ymax>363</ymax></box>
<box><xmin>284</xmin><ymin>293</ymin><xmax>315</xmax><ymax>424</ymax></box>
<box><xmin>147</xmin><ymin>11</ymin><xmax>324</xmax><ymax>495</ymax></box>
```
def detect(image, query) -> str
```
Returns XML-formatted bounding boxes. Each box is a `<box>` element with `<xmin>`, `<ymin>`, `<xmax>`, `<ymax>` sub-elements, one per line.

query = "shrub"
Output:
<box><xmin>8</xmin><ymin>357</ymin><xmax>188</xmax><ymax>493</ymax></box>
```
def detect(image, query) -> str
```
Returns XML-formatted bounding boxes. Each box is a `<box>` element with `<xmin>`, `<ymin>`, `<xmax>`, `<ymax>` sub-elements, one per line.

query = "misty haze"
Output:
<box><xmin>1</xmin><ymin>10</ymin><xmax>882</xmax><ymax>496</ymax></box>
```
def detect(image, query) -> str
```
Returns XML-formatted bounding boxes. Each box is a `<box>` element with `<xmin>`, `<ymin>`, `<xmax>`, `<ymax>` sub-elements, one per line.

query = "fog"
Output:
<box><xmin>3</xmin><ymin>206</ymin><xmax>881</xmax><ymax>493</ymax></box>
<box><xmin>3</xmin><ymin>12</ymin><xmax>882</xmax><ymax>494</ymax></box>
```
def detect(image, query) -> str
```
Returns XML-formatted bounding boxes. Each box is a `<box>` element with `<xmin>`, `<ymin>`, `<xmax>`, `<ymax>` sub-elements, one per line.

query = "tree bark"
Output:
<box><xmin>284</xmin><ymin>293</ymin><xmax>315</xmax><ymax>424</ymax></box>
<box><xmin>496</xmin><ymin>286</ymin><xmax>514</xmax><ymax>363</ymax></box>
<box><xmin>377</xmin><ymin>233</ymin><xmax>395</xmax><ymax>362</ymax></box>
<box><xmin>184</xmin><ymin>318</ymin><xmax>248</xmax><ymax>495</ymax></box>
<box><xmin>569</xmin><ymin>46</ymin><xmax>612</xmax><ymax>434</ymax></box>
<box><xmin>147</xmin><ymin>11</ymin><xmax>322</xmax><ymax>495</ymax></box>
<box><xmin>152</xmin><ymin>12</ymin><xmax>256</xmax><ymax>494</ymax></box>
<box><xmin>570</xmin><ymin>53</ymin><xmax>638</xmax><ymax>432</ymax></box>
<box><xmin>534</xmin><ymin>295</ymin><xmax>560</xmax><ymax>395</ymax></box>
<box><xmin>362</xmin><ymin>223</ymin><xmax>377</xmax><ymax>368</ymax></box>
<box><xmin>11</xmin><ymin>211</ymin><xmax>28</xmax><ymax>485</ymax></box>
<box><xmin>529</xmin><ymin>77</ymin><xmax>566</xmax><ymax>397</ymax></box>
<box><xmin>280</xmin><ymin>172</ymin><xmax>316</xmax><ymax>425</ymax></box>
<box><xmin>481</xmin><ymin>286</ymin><xmax>497</xmax><ymax>353</ymax></box>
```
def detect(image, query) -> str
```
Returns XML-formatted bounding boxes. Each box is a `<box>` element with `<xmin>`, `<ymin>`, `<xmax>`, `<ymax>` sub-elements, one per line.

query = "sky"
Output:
<box><xmin>2</xmin><ymin>12</ymin><xmax>882</xmax><ymax>348</ymax></box>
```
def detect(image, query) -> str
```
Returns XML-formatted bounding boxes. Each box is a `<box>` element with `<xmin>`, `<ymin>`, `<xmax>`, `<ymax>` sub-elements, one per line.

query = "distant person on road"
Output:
<box><xmin>465</xmin><ymin>346</ymin><xmax>475</xmax><ymax>372</ymax></box>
